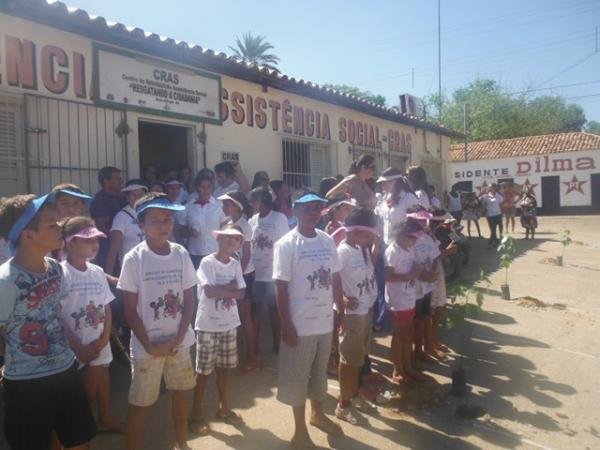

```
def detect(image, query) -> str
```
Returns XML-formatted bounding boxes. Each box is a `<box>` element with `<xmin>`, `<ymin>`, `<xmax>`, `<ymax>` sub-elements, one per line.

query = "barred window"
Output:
<box><xmin>282</xmin><ymin>137</ymin><xmax>332</xmax><ymax>191</ymax></box>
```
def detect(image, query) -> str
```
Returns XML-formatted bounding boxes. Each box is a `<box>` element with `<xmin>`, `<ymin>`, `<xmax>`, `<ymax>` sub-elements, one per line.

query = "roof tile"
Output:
<box><xmin>450</xmin><ymin>132</ymin><xmax>600</xmax><ymax>162</ymax></box>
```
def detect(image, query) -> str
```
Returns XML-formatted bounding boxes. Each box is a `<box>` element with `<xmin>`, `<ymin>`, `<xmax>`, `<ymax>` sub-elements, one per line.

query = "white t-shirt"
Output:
<box><xmin>111</xmin><ymin>206</ymin><xmax>145</xmax><ymax>263</ymax></box>
<box><xmin>337</xmin><ymin>241</ymin><xmax>376</xmax><ymax>315</ymax></box>
<box><xmin>483</xmin><ymin>193</ymin><xmax>503</xmax><ymax>217</ymax></box>
<box><xmin>415</xmin><ymin>189</ymin><xmax>431</xmax><ymax>209</ymax></box>
<box><xmin>413</xmin><ymin>234</ymin><xmax>441</xmax><ymax>296</ymax></box>
<box><xmin>249</xmin><ymin>210</ymin><xmax>290</xmax><ymax>282</ymax></box>
<box><xmin>431</xmin><ymin>196</ymin><xmax>441</xmax><ymax>209</ymax></box>
<box><xmin>381</xmin><ymin>192</ymin><xmax>419</xmax><ymax>245</ymax></box>
<box><xmin>186</xmin><ymin>197</ymin><xmax>227</xmax><ymax>256</ymax></box>
<box><xmin>447</xmin><ymin>193</ymin><xmax>462</xmax><ymax>212</ymax></box>
<box><xmin>0</xmin><ymin>238</ymin><xmax>10</xmax><ymax>265</ymax></box>
<box><xmin>231</xmin><ymin>216</ymin><xmax>255</xmax><ymax>275</ymax></box>
<box><xmin>195</xmin><ymin>254</ymin><xmax>245</xmax><ymax>332</ymax></box>
<box><xmin>384</xmin><ymin>243</ymin><xmax>418</xmax><ymax>311</ymax></box>
<box><xmin>61</xmin><ymin>261</ymin><xmax>114</xmax><ymax>366</ymax></box>
<box><xmin>273</xmin><ymin>228</ymin><xmax>341</xmax><ymax>336</ymax></box>
<box><xmin>117</xmin><ymin>241</ymin><xmax>197</xmax><ymax>359</ymax></box>
<box><xmin>213</xmin><ymin>181</ymin><xmax>240</xmax><ymax>199</ymax></box>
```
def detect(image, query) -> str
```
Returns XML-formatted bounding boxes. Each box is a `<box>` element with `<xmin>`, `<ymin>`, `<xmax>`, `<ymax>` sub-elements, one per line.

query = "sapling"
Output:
<box><xmin>558</xmin><ymin>229</ymin><xmax>571</xmax><ymax>266</ymax></box>
<box><xmin>497</xmin><ymin>236</ymin><xmax>515</xmax><ymax>300</ymax></box>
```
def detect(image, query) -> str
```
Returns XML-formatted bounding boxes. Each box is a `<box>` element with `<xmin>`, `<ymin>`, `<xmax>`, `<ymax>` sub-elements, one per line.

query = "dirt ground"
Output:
<box><xmin>2</xmin><ymin>215</ymin><xmax>599</xmax><ymax>450</ymax></box>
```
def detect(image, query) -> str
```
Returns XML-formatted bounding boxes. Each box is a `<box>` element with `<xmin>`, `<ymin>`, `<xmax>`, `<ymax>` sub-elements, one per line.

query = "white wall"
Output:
<box><xmin>448</xmin><ymin>150</ymin><xmax>600</xmax><ymax>207</ymax></box>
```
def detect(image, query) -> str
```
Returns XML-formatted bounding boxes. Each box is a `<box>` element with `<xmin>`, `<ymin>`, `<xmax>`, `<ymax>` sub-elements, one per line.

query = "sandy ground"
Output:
<box><xmin>1</xmin><ymin>215</ymin><xmax>599</xmax><ymax>450</ymax></box>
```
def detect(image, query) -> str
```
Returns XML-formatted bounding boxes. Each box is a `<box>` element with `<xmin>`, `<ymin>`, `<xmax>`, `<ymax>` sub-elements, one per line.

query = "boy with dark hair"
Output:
<box><xmin>118</xmin><ymin>192</ymin><xmax>197</xmax><ymax>450</ymax></box>
<box><xmin>0</xmin><ymin>193</ymin><xmax>96</xmax><ymax>450</ymax></box>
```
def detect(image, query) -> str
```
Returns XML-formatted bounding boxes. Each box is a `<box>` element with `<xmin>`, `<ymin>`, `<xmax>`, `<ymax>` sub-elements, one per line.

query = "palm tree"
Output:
<box><xmin>229</xmin><ymin>33</ymin><xmax>280</xmax><ymax>71</ymax></box>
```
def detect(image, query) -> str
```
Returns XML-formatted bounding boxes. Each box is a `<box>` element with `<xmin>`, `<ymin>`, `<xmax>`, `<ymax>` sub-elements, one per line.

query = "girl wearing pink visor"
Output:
<box><xmin>60</xmin><ymin>216</ymin><xmax>121</xmax><ymax>433</ymax></box>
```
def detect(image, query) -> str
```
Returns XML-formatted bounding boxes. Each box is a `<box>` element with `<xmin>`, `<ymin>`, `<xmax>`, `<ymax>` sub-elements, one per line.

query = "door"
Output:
<box><xmin>25</xmin><ymin>95</ymin><xmax>127</xmax><ymax>195</ymax></box>
<box><xmin>591</xmin><ymin>173</ymin><xmax>600</xmax><ymax>211</ymax></box>
<box><xmin>541</xmin><ymin>176</ymin><xmax>560</xmax><ymax>214</ymax></box>
<box><xmin>138</xmin><ymin>121</ymin><xmax>190</xmax><ymax>180</ymax></box>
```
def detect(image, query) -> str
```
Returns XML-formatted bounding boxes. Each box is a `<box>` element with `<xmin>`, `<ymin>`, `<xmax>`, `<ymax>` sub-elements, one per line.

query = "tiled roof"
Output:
<box><xmin>1</xmin><ymin>0</ymin><xmax>462</xmax><ymax>138</ymax></box>
<box><xmin>450</xmin><ymin>132</ymin><xmax>600</xmax><ymax>162</ymax></box>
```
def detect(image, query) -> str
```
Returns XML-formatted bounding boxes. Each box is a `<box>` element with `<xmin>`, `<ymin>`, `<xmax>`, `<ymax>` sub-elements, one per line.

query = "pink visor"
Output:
<box><xmin>211</xmin><ymin>228</ymin><xmax>244</xmax><ymax>239</ymax></box>
<box><xmin>65</xmin><ymin>226</ymin><xmax>106</xmax><ymax>243</ymax></box>
<box><xmin>331</xmin><ymin>225</ymin><xmax>381</xmax><ymax>238</ymax></box>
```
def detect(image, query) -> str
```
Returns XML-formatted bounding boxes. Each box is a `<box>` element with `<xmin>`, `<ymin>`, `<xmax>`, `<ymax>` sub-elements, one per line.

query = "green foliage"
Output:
<box><xmin>585</xmin><ymin>120</ymin><xmax>600</xmax><ymax>135</ymax></box>
<box><xmin>322</xmin><ymin>84</ymin><xmax>386</xmax><ymax>106</ymax></box>
<box><xmin>424</xmin><ymin>79</ymin><xmax>587</xmax><ymax>141</ymax></box>
<box><xmin>229</xmin><ymin>33</ymin><xmax>280</xmax><ymax>70</ymax></box>
<box><xmin>561</xmin><ymin>229</ymin><xmax>572</xmax><ymax>258</ymax></box>
<box><xmin>497</xmin><ymin>236</ymin><xmax>516</xmax><ymax>285</ymax></box>
<box><xmin>446</xmin><ymin>270</ymin><xmax>490</xmax><ymax>329</ymax></box>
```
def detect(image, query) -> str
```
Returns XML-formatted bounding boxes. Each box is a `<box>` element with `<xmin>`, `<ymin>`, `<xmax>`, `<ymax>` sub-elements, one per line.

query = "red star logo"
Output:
<box><xmin>522</xmin><ymin>178</ymin><xmax>538</xmax><ymax>194</ymax></box>
<box><xmin>562</xmin><ymin>175</ymin><xmax>587</xmax><ymax>195</ymax></box>
<box><xmin>476</xmin><ymin>180</ymin><xmax>488</xmax><ymax>196</ymax></box>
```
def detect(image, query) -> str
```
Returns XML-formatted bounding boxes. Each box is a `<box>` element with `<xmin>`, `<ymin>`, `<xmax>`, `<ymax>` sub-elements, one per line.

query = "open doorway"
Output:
<box><xmin>138</xmin><ymin>121</ymin><xmax>190</xmax><ymax>180</ymax></box>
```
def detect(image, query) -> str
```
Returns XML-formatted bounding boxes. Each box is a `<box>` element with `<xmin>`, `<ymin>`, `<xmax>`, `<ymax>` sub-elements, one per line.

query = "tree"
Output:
<box><xmin>424</xmin><ymin>79</ymin><xmax>587</xmax><ymax>141</ymax></box>
<box><xmin>229</xmin><ymin>33</ymin><xmax>280</xmax><ymax>70</ymax></box>
<box><xmin>322</xmin><ymin>84</ymin><xmax>386</xmax><ymax>106</ymax></box>
<box><xmin>585</xmin><ymin>120</ymin><xmax>600</xmax><ymax>135</ymax></box>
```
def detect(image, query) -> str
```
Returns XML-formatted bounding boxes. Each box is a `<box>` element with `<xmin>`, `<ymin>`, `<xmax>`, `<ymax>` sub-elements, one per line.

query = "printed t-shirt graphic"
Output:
<box><xmin>0</xmin><ymin>258</ymin><xmax>75</xmax><ymax>380</ymax></box>
<box><xmin>249</xmin><ymin>210</ymin><xmax>289</xmax><ymax>282</ymax></box>
<box><xmin>195</xmin><ymin>254</ymin><xmax>246</xmax><ymax>332</ymax></box>
<box><xmin>117</xmin><ymin>241</ymin><xmax>197</xmax><ymax>359</ymax></box>
<box><xmin>61</xmin><ymin>261</ymin><xmax>115</xmax><ymax>366</ymax></box>
<box><xmin>273</xmin><ymin>229</ymin><xmax>341</xmax><ymax>336</ymax></box>
<box><xmin>384</xmin><ymin>243</ymin><xmax>418</xmax><ymax>311</ymax></box>
<box><xmin>413</xmin><ymin>234</ymin><xmax>441</xmax><ymax>297</ymax></box>
<box><xmin>337</xmin><ymin>241</ymin><xmax>377</xmax><ymax>315</ymax></box>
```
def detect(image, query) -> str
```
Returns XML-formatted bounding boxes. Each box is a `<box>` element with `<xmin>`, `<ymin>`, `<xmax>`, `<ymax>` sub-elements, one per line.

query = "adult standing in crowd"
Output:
<box><xmin>213</xmin><ymin>161</ymin><xmax>251</xmax><ymax>198</ymax></box>
<box><xmin>406</xmin><ymin>165</ymin><xmax>431</xmax><ymax>209</ymax></box>
<box><xmin>482</xmin><ymin>184</ymin><xmax>504</xmax><ymax>249</ymax></box>
<box><xmin>463</xmin><ymin>192</ymin><xmax>483</xmax><ymax>239</ymax></box>
<box><xmin>501</xmin><ymin>183</ymin><xmax>518</xmax><ymax>234</ymax></box>
<box><xmin>90</xmin><ymin>166</ymin><xmax>125</xmax><ymax>267</ymax></box>
<box><xmin>519</xmin><ymin>187</ymin><xmax>538</xmax><ymax>240</ymax></box>
<box><xmin>251</xmin><ymin>171</ymin><xmax>270</xmax><ymax>190</ymax></box>
<box><xmin>270</xmin><ymin>180</ymin><xmax>295</xmax><ymax>228</ymax></box>
<box><xmin>446</xmin><ymin>184</ymin><xmax>463</xmax><ymax>224</ymax></box>
<box><xmin>104</xmin><ymin>180</ymin><xmax>147</xmax><ymax>276</ymax></box>
<box><xmin>326</xmin><ymin>154</ymin><xmax>377</xmax><ymax>210</ymax></box>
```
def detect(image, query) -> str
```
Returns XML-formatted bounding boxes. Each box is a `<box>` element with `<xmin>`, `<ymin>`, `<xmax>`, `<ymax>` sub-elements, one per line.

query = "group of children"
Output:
<box><xmin>0</xmin><ymin>160</ymin><xmax>459</xmax><ymax>450</ymax></box>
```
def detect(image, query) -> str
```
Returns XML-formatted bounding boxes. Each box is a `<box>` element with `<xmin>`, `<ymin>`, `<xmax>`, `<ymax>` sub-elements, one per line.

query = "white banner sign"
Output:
<box><xmin>95</xmin><ymin>45</ymin><xmax>221</xmax><ymax>122</ymax></box>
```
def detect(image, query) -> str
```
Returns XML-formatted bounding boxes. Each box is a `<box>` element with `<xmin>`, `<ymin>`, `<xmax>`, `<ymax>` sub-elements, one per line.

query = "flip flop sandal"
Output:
<box><xmin>188</xmin><ymin>417</ymin><xmax>210</xmax><ymax>436</ymax></box>
<box><xmin>216</xmin><ymin>410</ymin><xmax>243</xmax><ymax>425</ymax></box>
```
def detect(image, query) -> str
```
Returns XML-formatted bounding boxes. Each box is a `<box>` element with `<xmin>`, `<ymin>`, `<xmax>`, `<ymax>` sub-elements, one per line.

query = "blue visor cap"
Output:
<box><xmin>57</xmin><ymin>188</ymin><xmax>93</xmax><ymax>201</ymax></box>
<box><xmin>8</xmin><ymin>192</ymin><xmax>55</xmax><ymax>255</ymax></box>
<box><xmin>293</xmin><ymin>193</ymin><xmax>327</xmax><ymax>207</ymax></box>
<box><xmin>135</xmin><ymin>196</ymin><xmax>185</xmax><ymax>217</ymax></box>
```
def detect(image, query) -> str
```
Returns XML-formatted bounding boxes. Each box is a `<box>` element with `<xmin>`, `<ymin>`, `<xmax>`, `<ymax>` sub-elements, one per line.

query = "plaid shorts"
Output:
<box><xmin>128</xmin><ymin>349</ymin><xmax>196</xmax><ymax>407</ymax></box>
<box><xmin>195</xmin><ymin>329</ymin><xmax>238</xmax><ymax>375</ymax></box>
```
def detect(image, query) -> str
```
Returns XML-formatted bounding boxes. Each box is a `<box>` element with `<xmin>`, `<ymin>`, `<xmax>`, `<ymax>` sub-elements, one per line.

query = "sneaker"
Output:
<box><xmin>335</xmin><ymin>404</ymin><xmax>360</xmax><ymax>425</ymax></box>
<box><xmin>351</xmin><ymin>396</ymin><xmax>378</xmax><ymax>414</ymax></box>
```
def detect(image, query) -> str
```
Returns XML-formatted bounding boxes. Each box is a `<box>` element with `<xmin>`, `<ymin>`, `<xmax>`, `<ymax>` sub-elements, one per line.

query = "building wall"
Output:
<box><xmin>0</xmin><ymin>13</ymin><xmax>451</xmax><ymax>195</ymax></box>
<box><xmin>448</xmin><ymin>149</ymin><xmax>600</xmax><ymax>208</ymax></box>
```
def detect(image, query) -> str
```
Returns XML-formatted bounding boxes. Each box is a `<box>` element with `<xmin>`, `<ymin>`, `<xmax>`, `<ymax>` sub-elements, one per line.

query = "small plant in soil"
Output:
<box><xmin>497</xmin><ymin>236</ymin><xmax>515</xmax><ymax>300</ymax></box>
<box><xmin>558</xmin><ymin>229</ymin><xmax>571</xmax><ymax>266</ymax></box>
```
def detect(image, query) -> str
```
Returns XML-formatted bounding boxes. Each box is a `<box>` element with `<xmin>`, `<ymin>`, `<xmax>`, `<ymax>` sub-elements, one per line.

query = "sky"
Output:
<box><xmin>63</xmin><ymin>0</ymin><xmax>600</xmax><ymax>122</ymax></box>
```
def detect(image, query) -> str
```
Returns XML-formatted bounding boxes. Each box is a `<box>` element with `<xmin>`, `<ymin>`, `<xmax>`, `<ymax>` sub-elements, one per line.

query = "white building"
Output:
<box><xmin>0</xmin><ymin>1</ymin><xmax>460</xmax><ymax>197</ymax></box>
<box><xmin>449</xmin><ymin>132</ymin><xmax>600</xmax><ymax>213</ymax></box>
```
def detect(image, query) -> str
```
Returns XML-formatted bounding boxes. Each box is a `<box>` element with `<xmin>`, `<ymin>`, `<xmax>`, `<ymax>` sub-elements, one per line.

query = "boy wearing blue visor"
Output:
<box><xmin>117</xmin><ymin>192</ymin><xmax>197</xmax><ymax>450</ymax></box>
<box><xmin>0</xmin><ymin>193</ymin><xmax>97</xmax><ymax>450</ymax></box>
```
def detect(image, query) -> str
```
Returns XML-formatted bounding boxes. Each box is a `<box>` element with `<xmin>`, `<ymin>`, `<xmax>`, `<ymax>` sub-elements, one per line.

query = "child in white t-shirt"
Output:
<box><xmin>248</xmin><ymin>187</ymin><xmax>289</xmax><ymax>354</ymax></box>
<box><xmin>384</xmin><ymin>220</ymin><xmax>424</xmax><ymax>383</ymax></box>
<box><xmin>218</xmin><ymin>191</ymin><xmax>258</xmax><ymax>372</ymax></box>
<box><xmin>117</xmin><ymin>193</ymin><xmax>197</xmax><ymax>450</ymax></box>
<box><xmin>335</xmin><ymin>208</ymin><xmax>380</xmax><ymax>425</ymax></box>
<box><xmin>60</xmin><ymin>216</ymin><xmax>120</xmax><ymax>432</ymax></box>
<box><xmin>190</xmin><ymin>224</ymin><xmax>247</xmax><ymax>435</ymax></box>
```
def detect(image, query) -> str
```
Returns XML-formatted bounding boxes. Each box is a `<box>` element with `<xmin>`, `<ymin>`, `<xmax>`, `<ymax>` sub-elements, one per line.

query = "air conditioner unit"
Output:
<box><xmin>399</xmin><ymin>94</ymin><xmax>424</xmax><ymax>117</ymax></box>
